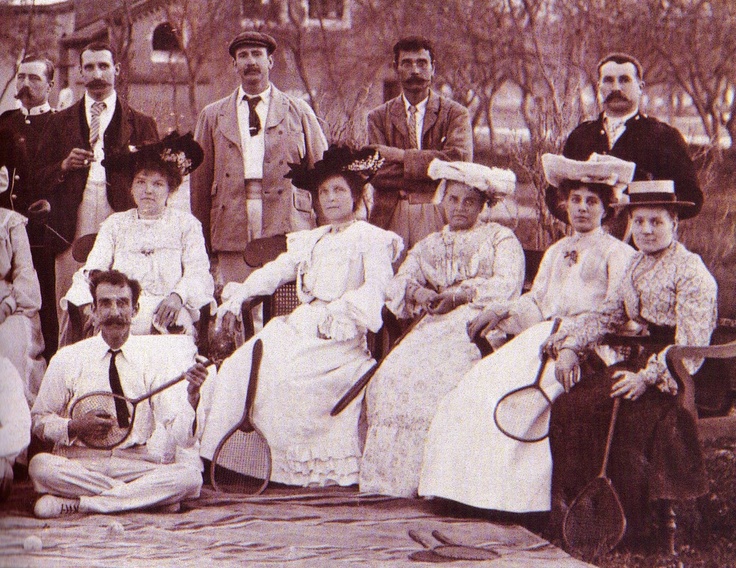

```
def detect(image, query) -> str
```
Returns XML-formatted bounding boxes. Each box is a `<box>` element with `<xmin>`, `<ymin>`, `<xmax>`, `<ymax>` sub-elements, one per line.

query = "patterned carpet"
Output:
<box><xmin>0</xmin><ymin>481</ymin><xmax>596</xmax><ymax>567</ymax></box>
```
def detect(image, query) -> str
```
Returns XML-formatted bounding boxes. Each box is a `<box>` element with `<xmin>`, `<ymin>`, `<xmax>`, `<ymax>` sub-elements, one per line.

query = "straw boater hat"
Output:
<box><xmin>542</xmin><ymin>153</ymin><xmax>636</xmax><ymax>223</ymax></box>
<box><xmin>101</xmin><ymin>131</ymin><xmax>204</xmax><ymax>181</ymax></box>
<box><xmin>612</xmin><ymin>180</ymin><xmax>697</xmax><ymax>218</ymax></box>
<box><xmin>427</xmin><ymin>159</ymin><xmax>516</xmax><ymax>204</ymax></box>
<box><xmin>285</xmin><ymin>144</ymin><xmax>384</xmax><ymax>193</ymax></box>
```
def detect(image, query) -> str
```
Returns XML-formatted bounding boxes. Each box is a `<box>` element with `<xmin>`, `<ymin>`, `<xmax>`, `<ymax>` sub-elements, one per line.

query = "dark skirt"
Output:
<box><xmin>549</xmin><ymin>358</ymin><xmax>708</xmax><ymax>543</ymax></box>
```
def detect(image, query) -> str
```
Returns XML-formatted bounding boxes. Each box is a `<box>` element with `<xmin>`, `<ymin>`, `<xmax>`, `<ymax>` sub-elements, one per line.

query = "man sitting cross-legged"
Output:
<box><xmin>29</xmin><ymin>269</ymin><xmax>209</xmax><ymax>518</ymax></box>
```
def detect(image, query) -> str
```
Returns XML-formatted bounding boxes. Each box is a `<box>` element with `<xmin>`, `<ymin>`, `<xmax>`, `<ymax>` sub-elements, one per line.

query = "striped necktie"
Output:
<box><xmin>407</xmin><ymin>105</ymin><xmax>418</xmax><ymax>149</ymax></box>
<box><xmin>89</xmin><ymin>101</ymin><xmax>106</xmax><ymax>147</ymax></box>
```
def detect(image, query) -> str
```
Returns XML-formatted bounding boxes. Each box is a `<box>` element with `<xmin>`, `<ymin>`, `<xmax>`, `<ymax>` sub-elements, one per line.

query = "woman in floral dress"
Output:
<box><xmin>359</xmin><ymin>159</ymin><xmax>524</xmax><ymax>497</ymax></box>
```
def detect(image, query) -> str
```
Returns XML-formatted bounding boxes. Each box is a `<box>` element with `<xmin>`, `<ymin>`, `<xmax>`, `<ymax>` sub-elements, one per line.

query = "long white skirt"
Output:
<box><xmin>419</xmin><ymin>320</ymin><xmax>563</xmax><ymax>512</ymax></box>
<box><xmin>360</xmin><ymin>305</ymin><xmax>482</xmax><ymax>497</ymax></box>
<box><xmin>199</xmin><ymin>303</ymin><xmax>373</xmax><ymax>487</ymax></box>
<box><xmin>0</xmin><ymin>313</ymin><xmax>45</xmax><ymax>406</ymax></box>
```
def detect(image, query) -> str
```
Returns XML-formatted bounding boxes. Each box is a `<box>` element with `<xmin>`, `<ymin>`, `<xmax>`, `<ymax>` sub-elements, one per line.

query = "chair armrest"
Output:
<box><xmin>241</xmin><ymin>295</ymin><xmax>268</xmax><ymax>342</ymax></box>
<box><xmin>666</xmin><ymin>340</ymin><xmax>736</xmax><ymax>418</ymax></box>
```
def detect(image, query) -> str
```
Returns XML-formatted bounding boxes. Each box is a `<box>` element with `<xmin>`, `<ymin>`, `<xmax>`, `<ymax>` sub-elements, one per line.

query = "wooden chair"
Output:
<box><xmin>661</xmin><ymin>320</ymin><xmax>736</xmax><ymax>554</ymax></box>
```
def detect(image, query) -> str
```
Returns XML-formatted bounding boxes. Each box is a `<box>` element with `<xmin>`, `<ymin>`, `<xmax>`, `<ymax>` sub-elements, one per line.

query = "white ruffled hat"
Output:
<box><xmin>427</xmin><ymin>159</ymin><xmax>516</xmax><ymax>204</ymax></box>
<box><xmin>542</xmin><ymin>153</ymin><xmax>635</xmax><ymax>189</ymax></box>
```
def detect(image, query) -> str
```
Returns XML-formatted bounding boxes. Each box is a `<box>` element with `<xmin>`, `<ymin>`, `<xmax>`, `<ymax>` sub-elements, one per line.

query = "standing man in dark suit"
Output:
<box><xmin>0</xmin><ymin>55</ymin><xmax>58</xmax><ymax>359</ymax></box>
<box><xmin>553</xmin><ymin>52</ymin><xmax>703</xmax><ymax>233</ymax></box>
<box><xmin>191</xmin><ymin>31</ymin><xmax>328</xmax><ymax>289</ymax></box>
<box><xmin>367</xmin><ymin>36</ymin><xmax>473</xmax><ymax>254</ymax></box>
<box><xmin>33</xmin><ymin>42</ymin><xmax>158</xmax><ymax>338</ymax></box>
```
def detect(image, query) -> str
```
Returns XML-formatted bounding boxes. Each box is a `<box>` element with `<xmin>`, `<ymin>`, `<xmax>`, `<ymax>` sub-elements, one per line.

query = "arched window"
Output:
<box><xmin>152</xmin><ymin>22</ymin><xmax>181</xmax><ymax>52</ymax></box>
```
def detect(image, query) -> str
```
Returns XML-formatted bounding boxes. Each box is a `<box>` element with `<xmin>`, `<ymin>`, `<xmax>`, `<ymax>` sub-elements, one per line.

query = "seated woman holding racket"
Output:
<box><xmin>359</xmin><ymin>160</ymin><xmax>524</xmax><ymax>498</ymax></box>
<box><xmin>199</xmin><ymin>146</ymin><xmax>402</xmax><ymax>487</ymax></box>
<box><xmin>61</xmin><ymin>132</ymin><xmax>214</xmax><ymax>342</ymax></box>
<box><xmin>418</xmin><ymin>153</ymin><xmax>636</xmax><ymax>512</ymax></box>
<box><xmin>544</xmin><ymin>180</ymin><xmax>716</xmax><ymax>545</ymax></box>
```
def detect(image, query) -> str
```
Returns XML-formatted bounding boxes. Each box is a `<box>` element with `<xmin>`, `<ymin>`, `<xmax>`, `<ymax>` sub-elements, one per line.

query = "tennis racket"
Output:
<box><xmin>563</xmin><ymin>397</ymin><xmax>626</xmax><ymax>559</ymax></box>
<box><xmin>407</xmin><ymin>530</ymin><xmax>500</xmax><ymax>562</ymax></box>
<box><xmin>493</xmin><ymin>318</ymin><xmax>562</xmax><ymax>442</ymax></box>
<box><xmin>69</xmin><ymin>355</ymin><xmax>212</xmax><ymax>450</ymax></box>
<box><xmin>211</xmin><ymin>338</ymin><xmax>271</xmax><ymax>495</ymax></box>
<box><xmin>330</xmin><ymin>312</ymin><xmax>427</xmax><ymax>416</ymax></box>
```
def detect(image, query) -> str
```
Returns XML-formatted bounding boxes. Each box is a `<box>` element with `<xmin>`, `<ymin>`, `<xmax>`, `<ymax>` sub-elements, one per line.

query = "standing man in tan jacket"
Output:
<box><xmin>191</xmin><ymin>31</ymin><xmax>328</xmax><ymax>288</ymax></box>
<box><xmin>367</xmin><ymin>36</ymin><xmax>473</xmax><ymax>254</ymax></box>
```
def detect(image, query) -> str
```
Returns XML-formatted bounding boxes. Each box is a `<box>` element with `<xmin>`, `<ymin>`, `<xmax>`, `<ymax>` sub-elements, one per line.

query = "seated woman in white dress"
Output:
<box><xmin>62</xmin><ymin>132</ymin><xmax>213</xmax><ymax>339</ymax></box>
<box><xmin>0</xmin><ymin>207</ymin><xmax>45</xmax><ymax>405</ymax></box>
<box><xmin>199</xmin><ymin>146</ymin><xmax>402</xmax><ymax>487</ymax></box>
<box><xmin>359</xmin><ymin>160</ymin><xmax>525</xmax><ymax>498</ymax></box>
<box><xmin>419</xmin><ymin>154</ymin><xmax>636</xmax><ymax>512</ymax></box>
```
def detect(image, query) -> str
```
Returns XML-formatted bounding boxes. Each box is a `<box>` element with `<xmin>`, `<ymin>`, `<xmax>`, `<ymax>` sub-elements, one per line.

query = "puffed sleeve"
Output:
<box><xmin>320</xmin><ymin>226</ymin><xmax>403</xmax><ymax>338</ymax></box>
<box><xmin>171</xmin><ymin>213</ymin><xmax>214</xmax><ymax>310</ymax></box>
<box><xmin>0</xmin><ymin>211</ymin><xmax>41</xmax><ymax>316</ymax></box>
<box><xmin>456</xmin><ymin>225</ymin><xmax>524</xmax><ymax>307</ymax></box>
<box><xmin>62</xmin><ymin>214</ymin><xmax>118</xmax><ymax>308</ymax></box>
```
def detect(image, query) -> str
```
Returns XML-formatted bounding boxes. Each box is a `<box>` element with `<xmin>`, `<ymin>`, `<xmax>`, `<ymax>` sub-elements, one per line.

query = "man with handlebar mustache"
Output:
<box><xmin>32</xmin><ymin>42</ymin><xmax>158</xmax><ymax>341</ymax></box>
<box><xmin>554</xmin><ymin>52</ymin><xmax>703</xmax><ymax>238</ymax></box>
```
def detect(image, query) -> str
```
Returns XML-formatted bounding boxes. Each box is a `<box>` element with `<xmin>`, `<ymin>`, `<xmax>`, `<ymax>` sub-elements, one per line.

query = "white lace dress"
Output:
<box><xmin>419</xmin><ymin>228</ymin><xmax>635</xmax><ymax>511</ymax></box>
<box><xmin>359</xmin><ymin>221</ymin><xmax>525</xmax><ymax>497</ymax></box>
<box><xmin>199</xmin><ymin>221</ymin><xmax>402</xmax><ymax>487</ymax></box>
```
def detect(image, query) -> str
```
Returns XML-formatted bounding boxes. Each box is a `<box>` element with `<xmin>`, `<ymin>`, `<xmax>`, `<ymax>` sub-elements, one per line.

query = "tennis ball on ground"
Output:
<box><xmin>107</xmin><ymin>521</ymin><xmax>125</xmax><ymax>536</ymax></box>
<box><xmin>23</xmin><ymin>535</ymin><xmax>43</xmax><ymax>551</ymax></box>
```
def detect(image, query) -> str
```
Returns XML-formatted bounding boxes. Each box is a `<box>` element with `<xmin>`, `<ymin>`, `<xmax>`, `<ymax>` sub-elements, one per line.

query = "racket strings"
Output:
<box><xmin>212</xmin><ymin>429</ymin><xmax>271</xmax><ymax>494</ymax></box>
<box><xmin>494</xmin><ymin>387</ymin><xmax>552</xmax><ymax>442</ymax></box>
<box><xmin>564</xmin><ymin>479</ymin><xmax>627</xmax><ymax>558</ymax></box>
<box><xmin>70</xmin><ymin>393</ymin><xmax>134</xmax><ymax>448</ymax></box>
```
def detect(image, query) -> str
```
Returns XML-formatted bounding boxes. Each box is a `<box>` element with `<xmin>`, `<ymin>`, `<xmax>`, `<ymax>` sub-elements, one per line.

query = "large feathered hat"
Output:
<box><xmin>285</xmin><ymin>144</ymin><xmax>384</xmax><ymax>192</ymax></box>
<box><xmin>101</xmin><ymin>131</ymin><xmax>204</xmax><ymax>179</ymax></box>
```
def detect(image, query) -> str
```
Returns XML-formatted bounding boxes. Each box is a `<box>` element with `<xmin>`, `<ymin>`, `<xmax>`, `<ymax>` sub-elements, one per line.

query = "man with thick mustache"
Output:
<box><xmin>554</xmin><ymin>52</ymin><xmax>702</xmax><ymax>235</ymax></box>
<box><xmin>367</xmin><ymin>36</ymin><xmax>472</xmax><ymax>255</ymax></box>
<box><xmin>29</xmin><ymin>270</ymin><xmax>209</xmax><ymax>518</ymax></box>
<box><xmin>33</xmin><ymin>42</ymin><xmax>158</xmax><ymax>334</ymax></box>
<box><xmin>0</xmin><ymin>55</ymin><xmax>58</xmax><ymax>359</ymax></box>
<box><xmin>191</xmin><ymin>31</ymin><xmax>327</xmax><ymax>288</ymax></box>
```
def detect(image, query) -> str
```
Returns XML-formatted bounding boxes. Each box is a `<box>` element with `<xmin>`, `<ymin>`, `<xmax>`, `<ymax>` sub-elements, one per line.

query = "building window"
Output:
<box><xmin>152</xmin><ymin>22</ymin><xmax>181</xmax><ymax>52</ymax></box>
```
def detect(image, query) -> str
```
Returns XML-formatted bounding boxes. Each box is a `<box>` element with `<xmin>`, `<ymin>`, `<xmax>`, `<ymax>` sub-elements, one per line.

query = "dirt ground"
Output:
<box><xmin>0</xmin><ymin>481</ymin><xmax>597</xmax><ymax>567</ymax></box>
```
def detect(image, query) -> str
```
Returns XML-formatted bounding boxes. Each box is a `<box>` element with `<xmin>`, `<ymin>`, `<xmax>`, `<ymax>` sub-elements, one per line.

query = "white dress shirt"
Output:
<box><xmin>603</xmin><ymin>108</ymin><xmax>638</xmax><ymax>149</ymax></box>
<box><xmin>237</xmin><ymin>84</ymin><xmax>271</xmax><ymax>179</ymax></box>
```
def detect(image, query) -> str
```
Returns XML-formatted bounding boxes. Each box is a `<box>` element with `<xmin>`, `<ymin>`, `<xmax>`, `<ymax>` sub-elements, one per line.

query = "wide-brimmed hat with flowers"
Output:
<box><xmin>285</xmin><ymin>144</ymin><xmax>384</xmax><ymax>192</ymax></box>
<box><xmin>543</xmin><ymin>153</ymin><xmax>636</xmax><ymax>223</ymax></box>
<box><xmin>612</xmin><ymin>180</ymin><xmax>697</xmax><ymax>218</ymax></box>
<box><xmin>102</xmin><ymin>131</ymin><xmax>204</xmax><ymax>179</ymax></box>
<box><xmin>427</xmin><ymin>159</ymin><xmax>516</xmax><ymax>204</ymax></box>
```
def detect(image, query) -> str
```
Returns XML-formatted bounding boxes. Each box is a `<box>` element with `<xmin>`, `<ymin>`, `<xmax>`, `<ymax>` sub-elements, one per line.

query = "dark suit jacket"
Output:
<box><xmin>0</xmin><ymin>108</ymin><xmax>55</xmax><ymax>216</ymax></box>
<box><xmin>33</xmin><ymin>96</ymin><xmax>158</xmax><ymax>253</ymax></box>
<box><xmin>367</xmin><ymin>90</ymin><xmax>473</xmax><ymax>229</ymax></box>
<box><xmin>555</xmin><ymin>112</ymin><xmax>703</xmax><ymax>218</ymax></box>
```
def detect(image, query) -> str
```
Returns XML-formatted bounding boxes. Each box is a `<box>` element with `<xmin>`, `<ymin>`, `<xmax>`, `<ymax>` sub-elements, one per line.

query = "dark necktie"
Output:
<box><xmin>108</xmin><ymin>349</ymin><xmax>130</xmax><ymax>427</ymax></box>
<box><xmin>244</xmin><ymin>95</ymin><xmax>262</xmax><ymax>136</ymax></box>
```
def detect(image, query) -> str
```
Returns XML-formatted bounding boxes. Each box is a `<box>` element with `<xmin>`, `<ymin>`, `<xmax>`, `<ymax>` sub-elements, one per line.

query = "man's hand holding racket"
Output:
<box><xmin>185</xmin><ymin>359</ymin><xmax>210</xmax><ymax>410</ymax></box>
<box><xmin>68</xmin><ymin>409</ymin><xmax>115</xmax><ymax>441</ymax></box>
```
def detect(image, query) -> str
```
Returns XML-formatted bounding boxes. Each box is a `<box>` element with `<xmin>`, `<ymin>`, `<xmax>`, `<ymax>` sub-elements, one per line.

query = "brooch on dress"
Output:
<box><xmin>564</xmin><ymin>250</ymin><xmax>578</xmax><ymax>266</ymax></box>
<box><xmin>140</xmin><ymin>247</ymin><xmax>155</xmax><ymax>257</ymax></box>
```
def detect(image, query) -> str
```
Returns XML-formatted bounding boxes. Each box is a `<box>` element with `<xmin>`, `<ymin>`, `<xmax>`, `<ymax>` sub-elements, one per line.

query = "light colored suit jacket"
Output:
<box><xmin>191</xmin><ymin>85</ymin><xmax>328</xmax><ymax>252</ymax></box>
<box><xmin>366</xmin><ymin>89</ymin><xmax>472</xmax><ymax>229</ymax></box>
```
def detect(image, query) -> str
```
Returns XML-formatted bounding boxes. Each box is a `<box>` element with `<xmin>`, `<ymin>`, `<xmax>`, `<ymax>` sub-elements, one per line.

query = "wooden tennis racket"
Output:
<box><xmin>563</xmin><ymin>396</ymin><xmax>626</xmax><ymax>559</ymax></box>
<box><xmin>69</xmin><ymin>355</ymin><xmax>212</xmax><ymax>450</ymax></box>
<box><xmin>493</xmin><ymin>318</ymin><xmax>562</xmax><ymax>442</ymax></box>
<box><xmin>211</xmin><ymin>338</ymin><xmax>271</xmax><ymax>495</ymax></box>
<box><xmin>330</xmin><ymin>312</ymin><xmax>427</xmax><ymax>416</ymax></box>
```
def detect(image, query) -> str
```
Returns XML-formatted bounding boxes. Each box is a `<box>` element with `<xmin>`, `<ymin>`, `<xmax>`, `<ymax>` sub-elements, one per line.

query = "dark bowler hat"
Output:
<box><xmin>228</xmin><ymin>31</ymin><xmax>277</xmax><ymax>57</ymax></box>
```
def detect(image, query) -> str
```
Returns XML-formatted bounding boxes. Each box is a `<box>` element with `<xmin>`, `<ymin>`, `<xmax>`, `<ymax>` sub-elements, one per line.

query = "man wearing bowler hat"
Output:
<box><xmin>191</xmin><ymin>31</ymin><xmax>328</xmax><ymax>288</ymax></box>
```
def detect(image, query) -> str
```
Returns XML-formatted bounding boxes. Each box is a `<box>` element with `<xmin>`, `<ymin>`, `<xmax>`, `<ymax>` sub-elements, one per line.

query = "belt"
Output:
<box><xmin>244</xmin><ymin>179</ymin><xmax>263</xmax><ymax>199</ymax></box>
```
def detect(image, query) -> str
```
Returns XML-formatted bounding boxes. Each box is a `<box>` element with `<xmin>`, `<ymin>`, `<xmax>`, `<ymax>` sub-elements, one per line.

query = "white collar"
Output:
<box><xmin>19</xmin><ymin>102</ymin><xmax>51</xmax><ymax>116</ymax></box>
<box><xmin>402</xmin><ymin>93</ymin><xmax>429</xmax><ymax>113</ymax></box>
<box><xmin>84</xmin><ymin>91</ymin><xmax>117</xmax><ymax>114</ymax></box>
<box><xmin>238</xmin><ymin>84</ymin><xmax>272</xmax><ymax>105</ymax></box>
<box><xmin>603</xmin><ymin>109</ymin><xmax>638</xmax><ymax>126</ymax></box>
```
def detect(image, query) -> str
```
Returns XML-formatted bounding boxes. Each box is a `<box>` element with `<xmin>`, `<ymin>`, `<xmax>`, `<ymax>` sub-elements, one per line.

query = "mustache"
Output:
<box><xmin>100</xmin><ymin>315</ymin><xmax>127</xmax><ymax>326</ymax></box>
<box><xmin>86</xmin><ymin>79</ymin><xmax>111</xmax><ymax>89</ymax></box>
<box><xmin>15</xmin><ymin>86</ymin><xmax>31</xmax><ymax>99</ymax></box>
<box><xmin>243</xmin><ymin>66</ymin><xmax>261</xmax><ymax>74</ymax></box>
<box><xmin>605</xmin><ymin>91</ymin><xmax>629</xmax><ymax>103</ymax></box>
